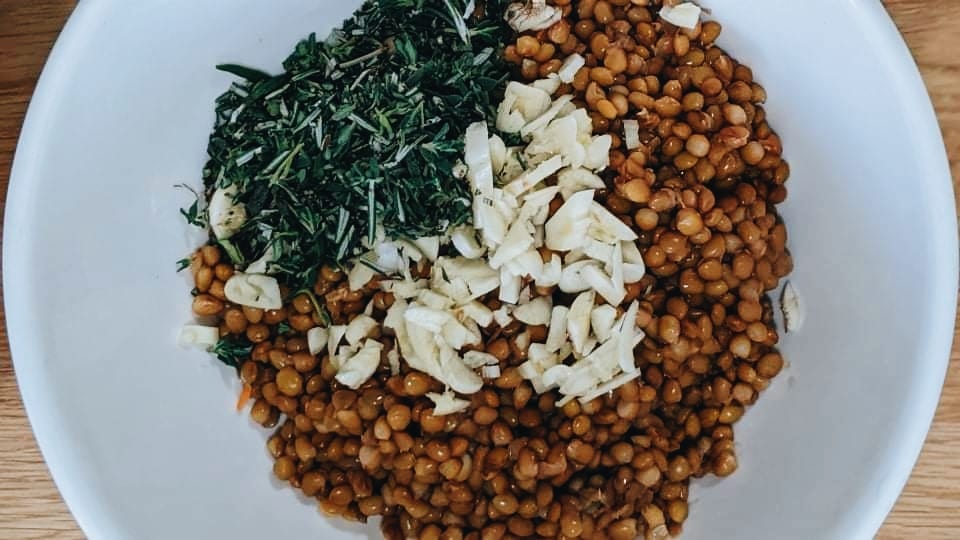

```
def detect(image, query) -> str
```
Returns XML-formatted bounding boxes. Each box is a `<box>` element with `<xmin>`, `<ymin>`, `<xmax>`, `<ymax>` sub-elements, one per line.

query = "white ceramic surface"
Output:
<box><xmin>5</xmin><ymin>1</ymin><xmax>956</xmax><ymax>539</ymax></box>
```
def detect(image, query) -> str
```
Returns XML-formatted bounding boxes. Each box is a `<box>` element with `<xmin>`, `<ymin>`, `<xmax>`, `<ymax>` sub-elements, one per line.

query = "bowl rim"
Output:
<box><xmin>834</xmin><ymin>2</ymin><xmax>958</xmax><ymax>537</ymax></box>
<box><xmin>4</xmin><ymin>1</ymin><xmax>957</xmax><ymax>539</ymax></box>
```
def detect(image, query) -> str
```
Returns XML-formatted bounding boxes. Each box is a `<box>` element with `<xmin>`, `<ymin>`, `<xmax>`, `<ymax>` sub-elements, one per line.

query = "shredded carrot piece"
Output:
<box><xmin>236</xmin><ymin>384</ymin><xmax>253</xmax><ymax>411</ymax></box>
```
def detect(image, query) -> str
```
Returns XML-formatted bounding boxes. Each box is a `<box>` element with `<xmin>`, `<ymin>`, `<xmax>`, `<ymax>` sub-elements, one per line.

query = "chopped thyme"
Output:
<box><xmin>211</xmin><ymin>336</ymin><xmax>253</xmax><ymax>369</ymax></box>
<box><xmin>195</xmin><ymin>0</ymin><xmax>511</xmax><ymax>289</ymax></box>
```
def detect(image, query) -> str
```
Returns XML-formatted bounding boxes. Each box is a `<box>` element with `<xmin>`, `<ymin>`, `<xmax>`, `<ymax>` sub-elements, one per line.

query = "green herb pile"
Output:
<box><xmin>196</xmin><ymin>0</ymin><xmax>511</xmax><ymax>289</ymax></box>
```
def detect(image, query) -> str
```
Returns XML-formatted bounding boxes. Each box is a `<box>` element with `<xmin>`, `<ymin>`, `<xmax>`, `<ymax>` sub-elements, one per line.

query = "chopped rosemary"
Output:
<box><xmin>212</xmin><ymin>336</ymin><xmax>253</xmax><ymax>369</ymax></box>
<box><xmin>195</xmin><ymin>0</ymin><xmax>511</xmax><ymax>289</ymax></box>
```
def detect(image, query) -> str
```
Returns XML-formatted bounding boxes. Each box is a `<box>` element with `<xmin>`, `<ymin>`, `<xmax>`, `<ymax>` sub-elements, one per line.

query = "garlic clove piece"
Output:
<box><xmin>224</xmin><ymin>273</ymin><xmax>282</xmax><ymax>310</ymax></box>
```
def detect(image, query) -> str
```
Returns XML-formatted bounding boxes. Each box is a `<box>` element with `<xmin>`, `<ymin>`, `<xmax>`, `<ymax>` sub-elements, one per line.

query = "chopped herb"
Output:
<box><xmin>216</xmin><ymin>63</ymin><xmax>272</xmax><ymax>82</ymax></box>
<box><xmin>276</xmin><ymin>321</ymin><xmax>293</xmax><ymax>336</ymax></box>
<box><xmin>195</xmin><ymin>0</ymin><xmax>511</xmax><ymax>289</ymax></box>
<box><xmin>212</xmin><ymin>336</ymin><xmax>253</xmax><ymax>368</ymax></box>
<box><xmin>176</xmin><ymin>258</ymin><xmax>192</xmax><ymax>272</ymax></box>
<box><xmin>176</xmin><ymin>183</ymin><xmax>207</xmax><ymax>227</ymax></box>
<box><xmin>218</xmin><ymin>238</ymin><xmax>245</xmax><ymax>266</ymax></box>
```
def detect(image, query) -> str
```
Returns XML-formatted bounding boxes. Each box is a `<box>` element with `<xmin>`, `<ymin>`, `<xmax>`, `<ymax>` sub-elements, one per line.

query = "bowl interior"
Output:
<box><xmin>5</xmin><ymin>1</ymin><xmax>955</xmax><ymax>539</ymax></box>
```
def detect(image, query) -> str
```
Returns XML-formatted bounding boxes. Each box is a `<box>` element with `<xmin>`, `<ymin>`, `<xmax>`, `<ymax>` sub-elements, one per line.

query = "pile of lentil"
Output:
<box><xmin>186</xmin><ymin>0</ymin><xmax>792</xmax><ymax>537</ymax></box>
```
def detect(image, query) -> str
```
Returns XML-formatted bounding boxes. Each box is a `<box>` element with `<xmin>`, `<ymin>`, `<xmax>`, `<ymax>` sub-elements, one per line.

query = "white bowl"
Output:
<box><xmin>6</xmin><ymin>1</ymin><xmax>956</xmax><ymax>539</ymax></box>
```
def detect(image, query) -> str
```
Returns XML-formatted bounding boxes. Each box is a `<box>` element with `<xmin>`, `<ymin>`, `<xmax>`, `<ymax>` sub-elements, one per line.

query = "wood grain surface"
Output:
<box><xmin>0</xmin><ymin>1</ymin><xmax>957</xmax><ymax>539</ymax></box>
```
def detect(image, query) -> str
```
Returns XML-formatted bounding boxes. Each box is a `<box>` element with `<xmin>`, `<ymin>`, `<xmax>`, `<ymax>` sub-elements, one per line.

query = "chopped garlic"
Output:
<box><xmin>179</xmin><ymin>325</ymin><xmax>219</xmax><ymax>348</ymax></box>
<box><xmin>514</xmin><ymin>296</ymin><xmax>553</xmax><ymax>325</ymax></box>
<box><xmin>558</xmin><ymin>365</ymin><xmax>597</xmax><ymax>401</ymax></box>
<box><xmin>617</xmin><ymin>301</ymin><xmax>641</xmax><ymax>373</ymax></box>
<box><xmin>451</xmin><ymin>225</ymin><xmax>485</xmax><ymax>259</ymax></box>
<box><xmin>498</xmin><ymin>147</ymin><xmax>527</xmax><ymax>182</ymax></box>
<box><xmin>348</xmin><ymin>261</ymin><xmax>378</xmax><ymax>291</ymax></box>
<box><xmin>438</xmin><ymin>344</ymin><xmax>484</xmax><ymax>394</ymax></box>
<box><xmin>337</xmin><ymin>344</ymin><xmax>358</xmax><ymax>369</ymax></box>
<box><xmin>520</xmin><ymin>95</ymin><xmax>574</xmax><ymax>139</ymax></box>
<box><xmin>577</xmin><ymin>369</ymin><xmax>644</xmax><ymax>404</ymax></box>
<box><xmin>413</xmin><ymin>237</ymin><xmax>440</xmax><ymax>262</ymax></box>
<box><xmin>623</xmin><ymin>119</ymin><xmax>640</xmax><ymax>150</ymax></box>
<box><xmin>580</xmin><ymin>335</ymin><xmax>620</xmax><ymax>382</ymax></box>
<box><xmin>463</xmin><ymin>350</ymin><xmax>499</xmax><ymax>368</ymax></box>
<box><xmin>582</xmin><ymin>238</ymin><xmax>615</xmax><ymax>262</ymax></box>
<box><xmin>335</xmin><ymin>340</ymin><xmax>383</xmax><ymax>389</ymax></box>
<box><xmin>441</xmin><ymin>318</ymin><xmax>481</xmax><ymax>349</ymax></box>
<box><xmin>541</xmin><ymin>364</ymin><xmax>572</xmax><ymax>390</ymax></box>
<box><xmin>223</xmin><ymin>273</ymin><xmax>282</xmax><ymax>310</ymax></box>
<box><xmin>476</xmin><ymin>201</ymin><xmax>508</xmax><ymax>248</ymax></box>
<box><xmin>537</xmin><ymin>254</ymin><xmax>562</xmax><ymax>288</ymax></box>
<box><xmin>660</xmin><ymin>3</ymin><xmax>702</xmax><ymax>30</ymax></box>
<box><xmin>482</xmin><ymin>365</ymin><xmax>501</xmax><ymax>379</ymax></box>
<box><xmin>590</xmin><ymin>305</ymin><xmax>618</xmax><ymax>342</ymax></box>
<box><xmin>609</xmin><ymin>243</ymin><xmax>625</xmax><ymax>296</ymax></box>
<box><xmin>382</xmin><ymin>291</ymin><xmax>492</xmax><ymax>393</ymax></box>
<box><xmin>589</xmin><ymin>202</ymin><xmax>638</xmax><ymax>242</ymax></box>
<box><xmin>504</xmin><ymin>0</ymin><xmax>562</xmax><ymax>32</ymax></box>
<box><xmin>781</xmin><ymin>281</ymin><xmax>803</xmax><ymax>333</ymax></box>
<box><xmin>375</xmin><ymin>241</ymin><xmax>407</xmax><ymax>271</ymax></box>
<box><xmin>504</xmin><ymin>155</ymin><xmax>563</xmax><ymax>198</ymax></box>
<box><xmin>489</xmin><ymin>135</ymin><xmax>508</xmax><ymax>175</ymax></box>
<box><xmin>569</xmin><ymin>108</ymin><xmax>594</xmax><ymax>142</ymax></box>
<box><xmin>583</xmin><ymin>134</ymin><xmax>612</xmax><ymax>171</ymax></box>
<box><xmin>577</xmin><ymin>336</ymin><xmax>598</xmax><ymax>360</ymax></box>
<box><xmin>557</xmin><ymin>168</ymin><xmax>605</xmax><ymax>201</ymax></box>
<box><xmin>488</xmin><ymin>220</ymin><xmax>535</xmax><ymax>269</ymax></box>
<box><xmin>564</xmin><ymin>249</ymin><xmax>586</xmax><ymax>265</ymax></box>
<box><xmin>245</xmin><ymin>244</ymin><xmax>278</xmax><ymax>274</ymax></box>
<box><xmin>466</xmin><ymin>122</ymin><xmax>504</xmax><ymax>246</ymax></box>
<box><xmin>567</xmin><ymin>291</ymin><xmax>595</xmax><ymax>354</ymax></box>
<box><xmin>505</xmin><ymin>249</ymin><xmax>544</xmax><ymax>280</ymax></box>
<box><xmin>557</xmin><ymin>53</ymin><xmax>585</xmax><ymax>83</ymax></box>
<box><xmin>519</xmin><ymin>191</ymin><xmax>557</xmax><ymax>228</ymax></box>
<box><xmin>528</xmin><ymin>344</ymin><xmax>558</xmax><ymax>372</ymax></box>
<box><xmin>531</xmin><ymin>74</ymin><xmax>561</xmax><ymax>96</ymax></box>
<box><xmin>307</xmin><ymin>326</ymin><xmax>329</xmax><ymax>356</ymax></box>
<box><xmin>417</xmin><ymin>289</ymin><xmax>454</xmax><ymax>311</ymax></box>
<box><xmin>208</xmin><ymin>185</ymin><xmax>247</xmax><ymax>240</ymax></box>
<box><xmin>387</xmin><ymin>348</ymin><xmax>401</xmax><ymax>375</ymax></box>
<box><xmin>545</xmin><ymin>189</ymin><xmax>594</xmax><ymax>251</ymax></box>
<box><xmin>405</xmin><ymin>305</ymin><xmax>452</xmax><ymax>333</ymax></box>
<box><xmin>403</xmin><ymin>318</ymin><xmax>443</xmax><ymax>372</ymax></box>
<box><xmin>545</xmin><ymin>306</ymin><xmax>569</xmax><ymax>353</ymax></box>
<box><xmin>465</xmin><ymin>122</ymin><xmax>495</xmax><ymax>194</ymax></box>
<box><xmin>582</xmin><ymin>264</ymin><xmax>625</xmax><ymax>306</ymax></box>
<box><xmin>558</xmin><ymin>260</ymin><xmax>600</xmax><ymax>294</ymax></box>
<box><xmin>434</xmin><ymin>258</ymin><xmax>500</xmax><ymax>300</ymax></box>
<box><xmin>518</xmin><ymin>360</ymin><xmax>542</xmax><ymax>381</ymax></box>
<box><xmin>327</xmin><ymin>325</ymin><xmax>347</xmax><ymax>368</ymax></box>
<box><xmin>345</xmin><ymin>314</ymin><xmax>378</xmax><ymax>346</ymax></box>
<box><xmin>622</xmin><ymin>240</ymin><xmax>644</xmax><ymax>264</ymax></box>
<box><xmin>499</xmin><ymin>266</ymin><xmax>522</xmax><ymax>304</ymax></box>
<box><xmin>497</xmin><ymin>82</ymin><xmax>553</xmax><ymax>133</ymax></box>
<box><xmin>427</xmin><ymin>390</ymin><xmax>472</xmax><ymax>416</ymax></box>
<box><xmin>379</xmin><ymin>278</ymin><xmax>428</xmax><ymax>299</ymax></box>
<box><xmin>459</xmin><ymin>301</ymin><xmax>494</xmax><ymax>327</ymax></box>
<box><xmin>524</xmin><ymin>116</ymin><xmax>583</xmax><ymax>167</ymax></box>
<box><xmin>492</xmin><ymin>305</ymin><xmax>513</xmax><ymax>327</ymax></box>
<box><xmin>428</xmin><ymin>85</ymin><xmax>652</xmax><ymax>402</ymax></box>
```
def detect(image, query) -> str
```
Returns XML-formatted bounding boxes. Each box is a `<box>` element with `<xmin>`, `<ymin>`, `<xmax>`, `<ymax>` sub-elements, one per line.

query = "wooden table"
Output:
<box><xmin>0</xmin><ymin>1</ymin><xmax>957</xmax><ymax>538</ymax></box>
